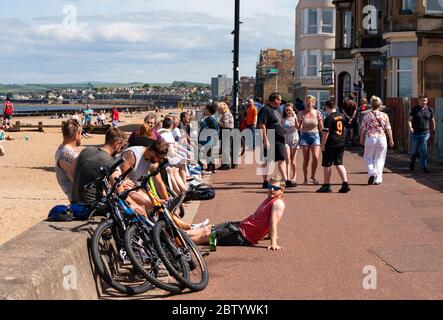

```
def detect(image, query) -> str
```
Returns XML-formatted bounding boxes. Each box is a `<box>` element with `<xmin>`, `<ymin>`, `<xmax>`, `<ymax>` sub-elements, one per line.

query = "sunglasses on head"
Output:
<box><xmin>268</xmin><ymin>185</ymin><xmax>282</xmax><ymax>191</ymax></box>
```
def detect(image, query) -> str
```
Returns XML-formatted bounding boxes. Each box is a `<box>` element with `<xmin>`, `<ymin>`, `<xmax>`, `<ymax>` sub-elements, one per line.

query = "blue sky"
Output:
<box><xmin>0</xmin><ymin>0</ymin><xmax>297</xmax><ymax>84</ymax></box>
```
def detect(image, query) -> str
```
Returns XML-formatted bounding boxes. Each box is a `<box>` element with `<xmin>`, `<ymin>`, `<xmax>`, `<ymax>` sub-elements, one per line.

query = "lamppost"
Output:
<box><xmin>232</xmin><ymin>0</ymin><xmax>240</xmax><ymax>129</ymax></box>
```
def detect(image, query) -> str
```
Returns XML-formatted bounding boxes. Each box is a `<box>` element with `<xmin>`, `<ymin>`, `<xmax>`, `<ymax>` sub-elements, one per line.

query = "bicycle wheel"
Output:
<box><xmin>90</xmin><ymin>219</ymin><xmax>153</xmax><ymax>295</ymax></box>
<box><xmin>124</xmin><ymin>224</ymin><xmax>186</xmax><ymax>293</ymax></box>
<box><xmin>153</xmin><ymin>220</ymin><xmax>209</xmax><ymax>292</ymax></box>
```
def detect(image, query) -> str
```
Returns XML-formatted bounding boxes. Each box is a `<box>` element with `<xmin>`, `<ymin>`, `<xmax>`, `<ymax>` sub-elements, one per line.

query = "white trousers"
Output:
<box><xmin>364</xmin><ymin>136</ymin><xmax>387</xmax><ymax>183</ymax></box>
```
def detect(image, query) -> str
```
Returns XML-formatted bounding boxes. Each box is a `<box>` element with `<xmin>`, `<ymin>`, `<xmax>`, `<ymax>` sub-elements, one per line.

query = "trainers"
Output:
<box><xmin>368</xmin><ymin>175</ymin><xmax>375</xmax><ymax>185</ymax></box>
<box><xmin>262</xmin><ymin>180</ymin><xmax>269</xmax><ymax>189</ymax></box>
<box><xmin>191</xmin><ymin>218</ymin><xmax>210</xmax><ymax>230</ymax></box>
<box><xmin>338</xmin><ymin>183</ymin><xmax>351</xmax><ymax>193</ymax></box>
<box><xmin>423</xmin><ymin>167</ymin><xmax>430</xmax><ymax>174</ymax></box>
<box><xmin>285</xmin><ymin>180</ymin><xmax>297</xmax><ymax>188</ymax></box>
<box><xmin>409</xmin><ymin>162</ymin><xmax>415</xmax><ymax>172</ymax></box>
<box><xmin>217</xmin><ymin>165</ymin><xmax>230</xmax><ymax>171</ymax></box>
<box><xmin>316</xmin><ymin>184</ymin><xmax>332</xmax><ymax>193</ymax></box>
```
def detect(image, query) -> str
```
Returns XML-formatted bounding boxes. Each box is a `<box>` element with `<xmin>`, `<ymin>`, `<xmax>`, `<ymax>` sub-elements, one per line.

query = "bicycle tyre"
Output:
<box><xmin>153</xmin><ymin>220</ymin><xmax>209</xmax><ymax>292</ymax></box>
<box><xmin>90</xmin><ymin>219</ymin><xmax>153</xmax><ymax>295</ymax></box>
<box><xmin>124</xmin><ymin>224</ymin><xmax>185</xmax><ymax>293</ymax></box>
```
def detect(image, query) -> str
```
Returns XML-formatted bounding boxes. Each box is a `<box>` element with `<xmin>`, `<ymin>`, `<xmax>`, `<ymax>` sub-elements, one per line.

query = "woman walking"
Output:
<box><xmin>360</xmin><ymin>96</ymin><xmax>394</xmax><ymax>185</ymax></box>
<box><xmin>282</xmin><ymin>103</ymin><xmax>300</xmax><ymax>187</ymax></box>
<box><xmin>217</xmin><ymin>102</ymin><xmax>235</xmax><ymax>170</ymax></box>
<box><xmin>298</xmin><ymin>95</ymin><xmax>323</xmax><ymax>185</ymax></box>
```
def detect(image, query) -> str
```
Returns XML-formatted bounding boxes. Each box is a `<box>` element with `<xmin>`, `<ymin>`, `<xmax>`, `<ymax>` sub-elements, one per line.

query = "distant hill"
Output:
<box><xmin>0</xmin><ymin>81</ymin><xmax>209</xmax><ymax>94</ymax></box>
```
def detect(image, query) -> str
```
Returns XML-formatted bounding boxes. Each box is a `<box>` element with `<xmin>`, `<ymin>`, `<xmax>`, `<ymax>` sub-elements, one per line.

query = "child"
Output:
<box><xmin>316</xmin><ymin>100</ymin><xmax>350</xmax><ymax>193</ymax></box>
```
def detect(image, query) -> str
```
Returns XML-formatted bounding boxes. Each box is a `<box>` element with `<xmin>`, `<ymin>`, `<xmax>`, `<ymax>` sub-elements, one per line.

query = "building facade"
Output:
<box><xmin>255</xmin><ymin>49</ymin><xmax>294</xmax><ymax>102</ymax></box>
<box><xmin>294</xmin><ymin>0</ymin><xmax>336</xmax><ymax>109</ymax></box>
<box><xmin>333</xmin><ymin>0</ymin><xmax>443</xmax><ymax>108</ymax></box>
<box><xmin>239</xmin><ymin>76</ymin><xmax>256</xmax><ymax>99</ymax></box>
<box><xmin>211</xmin><ymin>74</ymin><xmax>233</xmax><ymax>101</ymax></box>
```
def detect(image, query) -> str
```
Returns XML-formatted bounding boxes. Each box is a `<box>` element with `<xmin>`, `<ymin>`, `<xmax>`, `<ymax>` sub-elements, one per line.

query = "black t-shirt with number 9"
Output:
<box><xmin>323</xmin><ymin>112</ymin><xmax>346</xmax><ymax>148</ymax></box>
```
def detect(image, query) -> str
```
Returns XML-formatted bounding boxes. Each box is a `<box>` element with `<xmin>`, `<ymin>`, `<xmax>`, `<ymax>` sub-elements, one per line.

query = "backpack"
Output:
<box><xmin>47</xmin><ymin>204</ymin><xmax>91</xmax><ymax>222</ymax></box>
<box><xmin>184</xmin><ymin>183</ymin><xmax>215</xmax><ymax>202</ymax></box>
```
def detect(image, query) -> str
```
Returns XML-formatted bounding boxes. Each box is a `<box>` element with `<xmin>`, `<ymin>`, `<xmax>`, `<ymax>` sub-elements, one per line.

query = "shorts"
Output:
<box><xmin>322</xmin><ymin>147</ymin><xmax>345</xmax><ymax>167</ymax></box>
<box><xmin>299</xmin><ymin>132</ymin><xmax>321</xmax><ymax>147</ymax></box>
<box><xmin>262</xmin><ymin>141</ymin><xmax>286</xmax><ymax>162</ymax></box>
<box><xmin>3</xmin><ymin>114</ymin><xmax>12</xmax><ymax>120</ymax></box>
<box><xmin>215</xmin><ymin>221</ymin><xmax>251</xmax><ymax>246</ymax></box>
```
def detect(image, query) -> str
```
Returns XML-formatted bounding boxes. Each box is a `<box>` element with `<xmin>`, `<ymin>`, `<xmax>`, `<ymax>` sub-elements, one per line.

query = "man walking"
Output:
<box><xmin>3</xmin><ymin>97</ymin><xmax>14</xmax><ymax>129</ymax></box>
<box><xmin>112</xmin><ymin>107</ymin><xmax>120</xmax><ymax>128</ymax></box>
<box><xmin>316</xmin><ymin>100</ymin><xmax>350</xmax><ymax>193</ymax></box>
<box><xmin>409</xmin><ymin>95</ymin><xmax>435</xmax><ymax>173</ymax></box>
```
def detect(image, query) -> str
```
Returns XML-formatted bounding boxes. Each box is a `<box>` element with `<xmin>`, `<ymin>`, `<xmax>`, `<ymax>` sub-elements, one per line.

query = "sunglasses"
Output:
<box><xmin>268</xmin><ymin>185</ymin><xmax>282</xmax><ymax>191</ymax></box>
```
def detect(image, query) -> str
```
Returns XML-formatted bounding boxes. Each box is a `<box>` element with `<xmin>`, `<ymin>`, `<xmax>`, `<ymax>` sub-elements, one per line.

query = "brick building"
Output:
<box><xmin>255</xmin><ymin>49</ymin><xmax>294</xmax><ymax>102</ymax></box>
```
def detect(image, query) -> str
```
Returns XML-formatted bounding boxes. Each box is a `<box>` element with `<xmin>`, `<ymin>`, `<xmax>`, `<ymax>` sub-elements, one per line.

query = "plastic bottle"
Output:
<box><xmin>209</xmin><ymin>225</ymin><xmax>217</xmax><ymax>252</ymax></box>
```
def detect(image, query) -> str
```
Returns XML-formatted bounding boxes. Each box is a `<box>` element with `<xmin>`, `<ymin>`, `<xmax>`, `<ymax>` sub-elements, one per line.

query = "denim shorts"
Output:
<box><xmin>299</xmin><ymin>132</ymin><xmax>321</xmax><ymax>147</ymax></box>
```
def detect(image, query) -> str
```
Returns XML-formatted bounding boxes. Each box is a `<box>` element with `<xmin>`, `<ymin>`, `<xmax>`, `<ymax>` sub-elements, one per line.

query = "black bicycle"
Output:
<box><xmin>121</xmin><ymin>164</ymin><xmax>189</xmax><ymax>293</ymax></box>
<box><xmin>87</xmin><ymin>159</ymin><xmax>153</xmax><ymax>295</ymax></box>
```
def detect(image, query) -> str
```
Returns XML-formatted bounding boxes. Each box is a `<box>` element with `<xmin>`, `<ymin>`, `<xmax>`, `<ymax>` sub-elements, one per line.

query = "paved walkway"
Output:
<box><xmin>170</xmin><ymin>148</ymin><xmax>443</xmax><ymax>300</ymax></box>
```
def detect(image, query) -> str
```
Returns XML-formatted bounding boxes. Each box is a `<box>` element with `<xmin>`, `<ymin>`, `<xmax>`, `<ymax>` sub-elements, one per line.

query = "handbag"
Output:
<box><xmin>371</xmin><ymin>111</ymin><xmax>391</xmax><ymax>147</ymax></box>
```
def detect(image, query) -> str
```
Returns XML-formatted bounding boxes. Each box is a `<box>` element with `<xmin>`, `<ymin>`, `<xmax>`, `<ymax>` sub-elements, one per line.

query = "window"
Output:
<box><xmin>308</xmin><ymin>9</ymin><xmax>318</xmax><ymax>34</ymax></box>
<box><xmin>397</xmin><ymin>58</ymin><xmax>413</xmax><ymax>98</ymax></box>
<box><xmin>343</xmin><ymin>11</ymin><xmax>352</xmax><ymax>48</ymax></box>
<box><xmin>402</xmin><ymin>0</ymin><xmax>416</xmax><ymax>13</ymax></box>
<box><xmin>302</xmin><ymin>8</ymin><xmax>334</xmax><ymax>35</ymax></box>
<box><xmin>424</xmin><ymin>55</ymin><xmax>443</xmax><ymax>98</ymax></box>
<box><xmin>322</xmin><ymin>50</ymin><xmax>334</xmax><ymax>66</ymax></box>
<box><xmin>301</xmin><ymin>50</ymin><xmax>333</xmax><ymax>77</ymax></box>
<box><xmin>322</xmin><ymin>9</ymin><xmax>334</xmax><ymax>33</ymax></box>
<box><xmin>427</xmin><ymin>0</ymin><xmax>443</xmax><ymax>12</ymax></box>
<box><xmin>308</xmin><ymin>51</ymin><xmax>318</xmax><ymax>76</ymax></box>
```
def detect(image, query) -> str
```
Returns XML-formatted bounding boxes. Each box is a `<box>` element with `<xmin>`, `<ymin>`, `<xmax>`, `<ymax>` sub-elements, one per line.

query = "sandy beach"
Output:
<box><xmin>0</xmin><ymin>108</ymin><xmax>185</xmax><ymax>246</ymax></box>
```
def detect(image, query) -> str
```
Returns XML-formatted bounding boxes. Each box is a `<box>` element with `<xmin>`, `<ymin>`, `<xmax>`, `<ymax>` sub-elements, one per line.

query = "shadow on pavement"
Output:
<box><xmin>346</xmin><ymin>145</ymin><xmax>443</xmax><ymax>193</ymax></box>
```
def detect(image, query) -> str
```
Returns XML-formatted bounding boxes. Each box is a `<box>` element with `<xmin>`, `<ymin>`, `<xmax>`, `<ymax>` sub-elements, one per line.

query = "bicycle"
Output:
<box><xmin>122</xmin><ymin>161</ymin><xmax>209</xmax><ymax>292</ymax></box>
<box><xmin>119</xmin><ymin>164</ymin><xmax>189</xmax><ymax>293</ymax></box>
<box><xmin>86</xmin><ymin>159</ymin><xmax>154</xmax><ymax>295</ymax></box>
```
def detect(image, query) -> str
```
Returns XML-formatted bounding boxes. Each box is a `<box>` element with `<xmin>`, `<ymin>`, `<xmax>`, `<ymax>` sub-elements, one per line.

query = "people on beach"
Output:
<box><xmin>55</xmin><ymin>119</ymin><xmax>82</xmax><ymax>201</ymax></box>
<box><xmin>316</xmin><ymin>100</ymin><xmax>350</xmax><ymax>193</ymax></box>
<box><xmin>282</xmin><ymin>103</ymin><xmax>300</xmax><ymax>187</ymax></box>
<box><xmin>360</xmin><ymin>96</ymin><xmax>394</xmax><ymax>185</ymax></box>
<box><xmin>3</xmin><ymin>97</ymin><xmax>14</xmax><ymax>129</ymax></box>
<box><xmin>409</xmin><ymin>95</ymin><xmax>435</xmax><ymax>173</ymax></box>
<box><xmin>298</xmin><ymin>95</ymin><xmax>323</xmax><ymax>185</ymax></box>
<box><xmin>111</xmin><ymin>107</ymin><xmax>120</xmax><ymax>128</ymax></box>
<box><xmin>97</xmin><ymin>110</ymin><xmax>106</xmax><ymax>126</ymax></box>
<box><xmin>258</xmin><ymin>92</ymin><xmax>291</xmax><ymax>189</ymax></box>
<box><xmin>186</xmin><ymin>177</ymin><xmax>286</xmax><ymax>251</ymax></box>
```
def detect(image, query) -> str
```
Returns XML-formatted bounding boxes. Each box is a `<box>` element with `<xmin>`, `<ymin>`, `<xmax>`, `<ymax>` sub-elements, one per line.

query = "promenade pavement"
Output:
<box><xmin>170</xmin><ymin>148</ymin><xmax>443</xmax><ymax>300</ymax></box>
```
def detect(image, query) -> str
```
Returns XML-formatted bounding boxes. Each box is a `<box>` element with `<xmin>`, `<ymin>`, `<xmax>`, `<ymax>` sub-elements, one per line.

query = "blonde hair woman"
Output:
<box><xmin>298</xmin><ymin>95</ymin><xmax>324</xmax><ymax>185</ymax></box>
<box><xmin>217</xmin><ymin>102</ymin><xmax>235</xmax><ymax>170</ymax></box>
<box><xmin>282</xmin><ymin>103</ymin><xmax>300</xmax><ymax>187</ymax></box>
<box><xmin>360</xmin><ymin>96</ymin><xmax>394</xmax><ymax>185</ymax></box>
